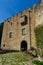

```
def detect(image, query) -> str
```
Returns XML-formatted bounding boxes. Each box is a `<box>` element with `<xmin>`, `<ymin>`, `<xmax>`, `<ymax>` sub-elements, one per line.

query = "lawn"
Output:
<box><xmin>0</xmin><ymin>52</ymin><xmax>32</xmax><ymax>65</ymax></box>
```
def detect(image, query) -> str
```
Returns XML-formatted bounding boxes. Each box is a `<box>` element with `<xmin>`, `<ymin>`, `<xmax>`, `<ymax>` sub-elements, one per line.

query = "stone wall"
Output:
<box><xmin>1</xmin><ymin>9</ymin><xmax>36</xmax><ymax>51</ymax></box>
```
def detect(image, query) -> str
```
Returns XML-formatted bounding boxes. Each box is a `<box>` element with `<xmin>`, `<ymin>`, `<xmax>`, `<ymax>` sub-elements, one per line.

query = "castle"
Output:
<box><xmin>1</xmin><ymin>0</ymin><xmax>43</xmax><ymax>51</ymax></box>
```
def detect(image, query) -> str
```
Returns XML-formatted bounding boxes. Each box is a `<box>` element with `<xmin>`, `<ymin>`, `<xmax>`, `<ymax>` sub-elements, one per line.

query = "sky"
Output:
<box><xmin>0</xmin><ymin>0</ymin><xmax>40</xmax><ymax>23</ymax></box>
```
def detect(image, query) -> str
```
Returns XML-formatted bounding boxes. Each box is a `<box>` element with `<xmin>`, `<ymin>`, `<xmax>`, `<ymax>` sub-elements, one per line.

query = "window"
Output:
<box><xmin>20</xmin><ymin>15</ymin><xmax>28</xmax><ymax>26</ymax></box>
<box><xmin>22</xmin><ymin>28</ymin><xmax>26</xmax><ymax>35</ymax></box>
<box><xmin>9</xmin><ymin>32</ymin><xmax>13</xmax><ymax>38</ymax></box>
<box><xmin>3</xmin><ymin>44</ymin><xmax>5</xmax><ymax>47</ymax></box>
<box><xmin>8</xmin><ymin>21</ymin><xmax>10</xmax><ymax>22</ymax></box>
<box><xmin>11</xmin><ymin>22</ymin><xmax>12</xmax><ymax>25</ymax></box>
<box><xmin>8</xmin><ymin>21</ymin><xmax>12</xmax><ymax>25</ymax></box>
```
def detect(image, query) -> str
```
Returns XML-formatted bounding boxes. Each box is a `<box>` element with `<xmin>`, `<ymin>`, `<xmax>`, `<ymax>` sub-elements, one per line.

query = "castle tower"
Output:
<box><xmin>35</xmin><ymin>0</ymin><xmax>43</xmax><ymax>26</ymax></box>
<box><xmin>34</xmin><ymin>0</ymin><xmax>43</xmax><ymax>12</ymax></box>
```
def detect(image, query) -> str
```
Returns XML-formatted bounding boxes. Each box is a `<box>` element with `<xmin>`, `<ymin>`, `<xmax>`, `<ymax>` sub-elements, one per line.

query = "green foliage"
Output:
<box><xmin>32</xmin><ymin>60</ymin><xmax>43</xmax><ymax>65</ymax></box>
<box><xmin>34</xmin><ymin>25</ymin><xmax>43</xmax><ymax>56</ymax></box>
<box><xmin>34</xmin><ymin>25</ymin><xmax>43</xmax><ymax>48</ymax></box>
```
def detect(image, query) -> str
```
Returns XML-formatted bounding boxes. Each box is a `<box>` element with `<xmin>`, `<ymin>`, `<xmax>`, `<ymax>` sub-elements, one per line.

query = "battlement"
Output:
<box><xmin>4</xmin><ymin>8</ymin><xmax>33</xmax><ymax>23</ymax></box>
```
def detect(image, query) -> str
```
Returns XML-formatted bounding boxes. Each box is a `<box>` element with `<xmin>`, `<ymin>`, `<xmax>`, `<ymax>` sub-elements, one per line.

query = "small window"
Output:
<box><xmin>3</xmin><ymin>44</ymin><xmax>5</xmax><ymax>47</ymax></box>
<box><xmin>8</xmin><ymin>21</ymin><xmax>12</xmax><ymax>25</ymax></box>
<box><xmin>22</xmin><ymin>28</ymin><xmax>26</xmax><ymax>35</ymax></box>
<box><xmin>9</xmin><ymin>32</ymin><xmax>13</xmax><ymax>38</ymax></box>
<box><xmin>8</xmin><ymin>21</ymin><xmax>10</xmax><ymax>22</ymax></box>
<box><xmin>11</xmin><ymin>22</ymin><xmax>12</xmax><ymax>25</ymax></box>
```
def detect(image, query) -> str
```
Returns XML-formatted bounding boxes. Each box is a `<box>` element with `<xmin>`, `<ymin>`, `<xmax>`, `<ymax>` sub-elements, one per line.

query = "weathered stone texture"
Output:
<box><xmin>35</xmin><ymin>10</ymin><xmax>43</xmax><ymax>27</ymax></box>
<box><xmin>1</xmin><ymin>9</ymin><xmax>37</xmax><ymax>51</ymax></box>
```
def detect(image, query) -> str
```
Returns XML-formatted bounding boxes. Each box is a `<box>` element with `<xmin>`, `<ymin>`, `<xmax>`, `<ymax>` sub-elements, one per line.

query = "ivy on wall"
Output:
<box><xmin>34</xmin><ymin>25</ymin><xmax>43</xmax><ymax>56</ymax></box>
<box><xmin>35</xmin><ymin>25</ymin><xmax>43</xmax><ymax>48</ymax></box>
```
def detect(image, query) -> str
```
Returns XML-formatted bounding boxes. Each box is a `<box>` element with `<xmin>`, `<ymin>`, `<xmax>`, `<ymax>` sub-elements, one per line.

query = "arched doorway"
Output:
<box><xmin>21</xmin><ymin>40</ymin><xmax>27</xmax><ymax>51</ymax></box>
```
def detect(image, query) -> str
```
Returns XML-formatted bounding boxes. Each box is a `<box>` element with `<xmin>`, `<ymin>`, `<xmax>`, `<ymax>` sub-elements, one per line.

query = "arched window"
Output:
<box><xmin>9</xmin><ymin>32</ymin><xmax>13</xmax><ymax>38</ymax></box>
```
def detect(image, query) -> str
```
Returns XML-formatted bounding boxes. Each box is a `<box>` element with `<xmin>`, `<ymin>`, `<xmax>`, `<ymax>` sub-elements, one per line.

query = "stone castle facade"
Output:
<box><xmin>1</xmin><ymin>0</ymin><xmax>43</xmax><ymax>51</ymax></box>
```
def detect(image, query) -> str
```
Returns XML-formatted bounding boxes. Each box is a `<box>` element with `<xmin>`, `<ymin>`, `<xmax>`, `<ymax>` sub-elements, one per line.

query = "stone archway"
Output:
<box><xmin>21</xmin><ymin>40</ymin><xmax>27</xmax><ymax>51</ymax></box>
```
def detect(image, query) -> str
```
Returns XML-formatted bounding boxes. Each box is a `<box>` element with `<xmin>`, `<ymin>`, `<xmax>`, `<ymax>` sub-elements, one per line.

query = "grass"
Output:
<box><xmin>0</xmin><ymin>52</ymin><xmax>32</xmax><ymax>65</ymax></box>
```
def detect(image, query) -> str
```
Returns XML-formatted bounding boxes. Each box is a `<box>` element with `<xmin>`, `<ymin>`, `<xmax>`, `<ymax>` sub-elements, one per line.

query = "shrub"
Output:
<box><xmin>32</xmin><ymin>60</ymin><xmax>43</xmax><ymax>65</ymax></box>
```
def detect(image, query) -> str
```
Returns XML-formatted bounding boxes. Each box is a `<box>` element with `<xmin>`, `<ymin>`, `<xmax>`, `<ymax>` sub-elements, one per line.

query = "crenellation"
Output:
<box><xmin>14</xmin><ymin>14</ymin><xmax>18</xmax><ymax>20</ymax></box>
<box><xmin>7</xmin><ymin>18</ymin><xmax>11</xmax><ymax>22</ymax></box>
<box><xmin>17</xmin><ymin>12</ymin><xmax>21</xmax><ymax>19</ymax></box>
<box><xmin>27</xmin><ymin>8</ymin><xmax>32</xmax><ymax>12</ymax></box>
<box><xmin>22</xmin><ymin>10</ymin><xmax>27</xmax><ymax>16</ymax></box>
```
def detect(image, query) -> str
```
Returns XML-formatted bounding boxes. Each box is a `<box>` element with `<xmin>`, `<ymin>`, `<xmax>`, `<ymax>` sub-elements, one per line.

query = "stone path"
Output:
<box><xmin>23</xmin><ymin>61</ymin><xmax>35</xmax><ymax>65</ymax></box>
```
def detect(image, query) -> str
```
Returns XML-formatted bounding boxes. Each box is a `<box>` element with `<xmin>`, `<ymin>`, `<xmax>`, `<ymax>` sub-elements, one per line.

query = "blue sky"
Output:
<box><xmin>0</xmin><ymin>0</ymin><xmax>40</xmax><ymax>23</ymax></box>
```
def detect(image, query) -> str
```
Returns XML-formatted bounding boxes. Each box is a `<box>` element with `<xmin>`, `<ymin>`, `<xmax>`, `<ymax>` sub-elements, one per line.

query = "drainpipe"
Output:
<box><xmin>29</xmin><ymin>9</ymin><xmax>32</xmax><ymax>49</ymax></box>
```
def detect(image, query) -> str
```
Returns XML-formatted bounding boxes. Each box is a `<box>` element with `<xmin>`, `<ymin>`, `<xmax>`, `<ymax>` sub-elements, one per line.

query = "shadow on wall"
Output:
<box><xmin>0</xmin><ymin>23</ymin><xmax>4</xmax><ymax>49</ymax></box>
<box><xmin>0</xmin><ymin>50</ymin><xmax>20</xmax><ymax>54</ymax></box>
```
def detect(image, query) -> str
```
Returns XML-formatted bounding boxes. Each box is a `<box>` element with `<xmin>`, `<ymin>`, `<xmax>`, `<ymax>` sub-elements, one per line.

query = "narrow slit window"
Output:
<box><xmin>9</xmin><ymin>32</ymin><xmax>13</xmax><ymax>38</ymax></box>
